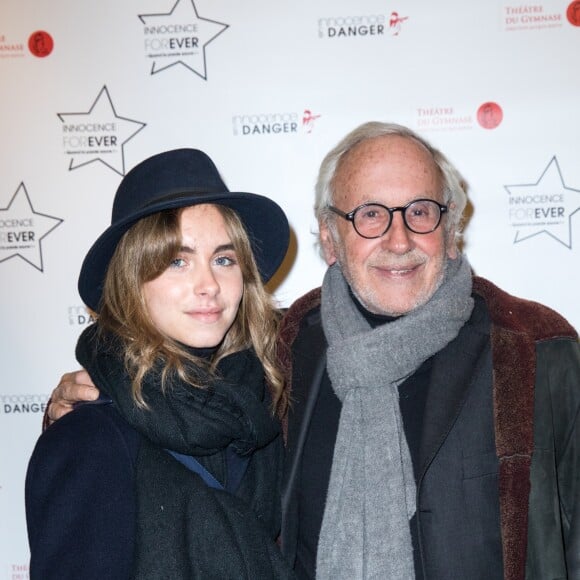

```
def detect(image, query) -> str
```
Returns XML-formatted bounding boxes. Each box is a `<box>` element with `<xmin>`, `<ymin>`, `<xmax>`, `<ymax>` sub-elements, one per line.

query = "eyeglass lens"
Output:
<box><xmin>354</xmin><ymin>200</ymin><xmax>442</xmax><ymax>237</ymax></box>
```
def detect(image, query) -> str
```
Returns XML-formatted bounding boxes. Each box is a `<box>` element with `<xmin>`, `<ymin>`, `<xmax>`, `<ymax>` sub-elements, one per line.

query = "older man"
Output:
<box><xmin>48</xmin><ymin>122</ymin><xmax>579</xmax><ymax>579</ymax></box>
<box><xmin>276</xmin><ymin>122</ymin><xmax>579</xmax><ymax>579</ymax></box>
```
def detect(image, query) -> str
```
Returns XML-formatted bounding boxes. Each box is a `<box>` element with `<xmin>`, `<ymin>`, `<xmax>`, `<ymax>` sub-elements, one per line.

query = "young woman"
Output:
<box><xmin>25</xmin><ymin>149</ymin><xmax>294</xmax><ymax>579</ymax></box>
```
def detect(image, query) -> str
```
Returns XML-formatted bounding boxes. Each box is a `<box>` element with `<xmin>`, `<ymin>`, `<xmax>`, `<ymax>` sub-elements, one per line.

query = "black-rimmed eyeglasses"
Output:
<box><xmin>328</xmin><ymin>198</ymin><xmax>448</xmax><ymax>239</ymax></box>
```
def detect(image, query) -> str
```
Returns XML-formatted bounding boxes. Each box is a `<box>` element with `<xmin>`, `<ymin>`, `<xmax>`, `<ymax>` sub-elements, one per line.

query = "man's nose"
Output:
<box><xmin>380</xmin><ymin>211</ymin><xmax>413</xmax><ymax>254</ymax></box>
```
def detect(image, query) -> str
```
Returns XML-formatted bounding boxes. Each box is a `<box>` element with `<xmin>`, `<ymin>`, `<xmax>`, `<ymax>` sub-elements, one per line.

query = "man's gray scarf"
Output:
<box><xmin>317</xmin><ymin>255</ymin><xmax>474</xmax><ymax>579</ymax></box>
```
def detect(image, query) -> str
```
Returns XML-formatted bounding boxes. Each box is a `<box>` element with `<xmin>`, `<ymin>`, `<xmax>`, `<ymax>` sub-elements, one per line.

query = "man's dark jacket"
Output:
<box><xmin>277</xmin><ymin>276</ymin><xmax>580</xmax><ymax>580</ymax></box>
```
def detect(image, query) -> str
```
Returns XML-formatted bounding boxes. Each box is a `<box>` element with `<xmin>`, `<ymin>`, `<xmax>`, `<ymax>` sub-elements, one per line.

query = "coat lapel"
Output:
<box><xmin>281</xmin><ymin>316</ymin><xmax>327</xmax><ymax>525</ymax></box>
<box><xmin>418</xmin><ymin>297</ymin><xmax>491</xmax><ymax>480</ymax></box>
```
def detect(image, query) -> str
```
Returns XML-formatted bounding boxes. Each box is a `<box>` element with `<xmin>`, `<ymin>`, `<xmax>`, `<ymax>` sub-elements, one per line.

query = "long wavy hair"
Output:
<box><xmin>96</xmin><ymin>204</ymin><xmax>287</xmax><ymax>417</ymax></box>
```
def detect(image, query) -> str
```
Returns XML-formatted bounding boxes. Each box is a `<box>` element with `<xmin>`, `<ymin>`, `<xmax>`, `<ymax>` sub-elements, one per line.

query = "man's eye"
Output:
<box><xmin>170</xmin><ymin>258</ymin><xmax>186</xmax><ymax>268</ymax></box>
<box><xmin>361</xmin><ymin>208</ymin><xmax>384</xmax><ymax>220</ymax></box>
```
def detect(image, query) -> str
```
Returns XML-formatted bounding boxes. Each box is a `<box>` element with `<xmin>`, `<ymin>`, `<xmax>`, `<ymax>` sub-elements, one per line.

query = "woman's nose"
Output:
<box><xmin>193</xmin><ymin>264</ymin><xmax>219</xmax><ymax>296</ymax></box>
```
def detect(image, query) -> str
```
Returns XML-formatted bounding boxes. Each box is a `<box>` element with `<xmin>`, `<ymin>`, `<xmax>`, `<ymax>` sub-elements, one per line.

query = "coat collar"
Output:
<box><xmin>418</xmin><ymin>295</ymin><xmax>491</xmax><ymax>478</ymax></box>
<box><xmin>471</xmin><ymin>277</ymin><xmax>575</xmax><ymax>580</ymax></box>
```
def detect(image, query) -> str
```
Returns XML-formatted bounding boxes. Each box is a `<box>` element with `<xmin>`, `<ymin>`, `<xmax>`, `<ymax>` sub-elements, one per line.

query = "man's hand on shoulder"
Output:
<box><xmin>47</xmin><ymin>369</ymin><xmax>99</xmax><ymax>425</ymax></box>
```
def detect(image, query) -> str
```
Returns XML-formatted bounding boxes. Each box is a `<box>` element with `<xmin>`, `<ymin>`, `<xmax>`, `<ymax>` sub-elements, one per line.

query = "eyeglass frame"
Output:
<box><xmin>327</xmin><ymin>198</ymin><xmax>449</xmax><ymax>239</ymax></box>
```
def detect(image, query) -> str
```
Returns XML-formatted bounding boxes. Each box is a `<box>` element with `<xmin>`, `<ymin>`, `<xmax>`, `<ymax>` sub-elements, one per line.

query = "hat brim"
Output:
<box><xmin>78</xmin><ymin>190</ymin><xmax>289</xmax><ymax>312</ymax></box>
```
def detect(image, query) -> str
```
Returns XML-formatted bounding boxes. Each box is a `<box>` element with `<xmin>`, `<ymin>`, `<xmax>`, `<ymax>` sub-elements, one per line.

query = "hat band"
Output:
<box><xmin>142</xmin><ymin>186</ymin><xmax>230</xmax><ymax>209</ymax></box>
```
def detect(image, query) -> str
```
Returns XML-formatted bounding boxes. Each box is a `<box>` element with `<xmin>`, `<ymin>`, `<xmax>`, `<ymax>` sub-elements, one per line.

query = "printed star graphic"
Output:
<box><xmin>505</xmin><ymin>157</ymin><xmax>580</xmax><ymax>249</ymax></box>
<box><xmin>140</xmin><ymin>0</ymin><xmax>229</xmax><ymax>79</ymax></box>
<box><xmin>58</xmin><ymin>86</ymin><xmax>146</xmax><ymax>176</ymax></box>
<box><xmin>0</xmin><ymin>183</ymin><xmax>63</xmax><ymax>271</ymax></box>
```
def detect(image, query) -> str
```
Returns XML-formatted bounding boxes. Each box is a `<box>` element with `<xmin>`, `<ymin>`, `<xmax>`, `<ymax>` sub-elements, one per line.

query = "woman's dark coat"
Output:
<box><xmin>26</xmin><ymin>332</ymin><xmax>293</xmax><ymax>579</ymax></box>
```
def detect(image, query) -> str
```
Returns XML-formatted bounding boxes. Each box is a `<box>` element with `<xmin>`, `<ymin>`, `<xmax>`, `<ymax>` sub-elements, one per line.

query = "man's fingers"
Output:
<box><xmin>46</xmin><ymin>369</ymin><xmax>99</xmax><ymax>424</ymax></box>
<box><xmin>71</xmin><ymin>369</ymin><xmax>96</xmax><ymax>389</ymax></box>
<box><xmin>47</xmin><ymin>369</ymin><xmax>99</xmax><ymax>424</ymax></box>
<box><xmin>54</xmin><ymin>370</ymin><xmax>98</xmax><ymax>403</ymax></box>
<box><xmin>47</xmin><ymin>400</ymin><xmax>76</xmax><ymax>422</ymax></box>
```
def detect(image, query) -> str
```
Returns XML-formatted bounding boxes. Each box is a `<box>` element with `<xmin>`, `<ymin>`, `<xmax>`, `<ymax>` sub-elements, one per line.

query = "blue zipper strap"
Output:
<box><xmin>165</xmin><ymin>449</ymin><xmax>224</xmax><ymax>490</ymax></box>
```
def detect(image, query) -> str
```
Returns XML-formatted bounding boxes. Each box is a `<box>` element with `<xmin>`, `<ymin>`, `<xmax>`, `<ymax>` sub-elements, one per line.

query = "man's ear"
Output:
<box><xmin>446</xmin><ymin>227</ymin><xmax>458</xmax><ymax>260</ymax></box>
<box><xmin>320</xmin><ymin>221</ymin><xmax>338</xmax><ymax>265</ymax></box>
<box><xmin>446</xmin><ymin>202</ymin><xmax>458</xmax><ymax>259</ymax></box>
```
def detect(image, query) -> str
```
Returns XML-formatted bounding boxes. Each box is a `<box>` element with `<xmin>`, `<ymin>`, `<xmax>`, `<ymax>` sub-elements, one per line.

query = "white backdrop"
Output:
<box><xmin>1</xmin><ymin>0</ymin><xmax>579</xmax><ymax>577</ymax></box>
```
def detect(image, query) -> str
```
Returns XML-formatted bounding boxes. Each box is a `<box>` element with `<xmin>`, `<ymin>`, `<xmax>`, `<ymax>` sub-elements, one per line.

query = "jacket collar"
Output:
<box><xmin>472</xmin><ymin>277</ymin><xmax>575</xmax><ymax>580</ymax></box>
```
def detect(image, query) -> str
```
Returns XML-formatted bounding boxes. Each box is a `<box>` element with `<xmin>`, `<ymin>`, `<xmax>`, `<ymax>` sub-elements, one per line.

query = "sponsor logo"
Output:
<box><xmin>1</xmin><ymin>393</ymin><xmax>49</xmax><ymax>415</ymax></box>
<box><xmin>303</xmin><ymin>109</ymin><xmax>322</xmax><ymax>133</ymax></box>
<box><xmin>476</xmin><ymin>102</ymin><xmax>503</xmax><ymax>130</ymax></box>
<box><xmin>140</xmin><ymin>0</ymin><xmax>228</xmax><ymax>79</ymax></box>
<box><xmin>416</xmin><ymin>106</ymin><xmax>473</xmax><ymax>132</ymax></box>
<box><xmin>0</xmin><ymin>30</ymin><xmax>53</xmax><ymax>59</ymax></box>
<box><xmin>501</xmin><ymin>3</ymin><xmax>564</xmax><ymax>31</ymax></box>
<box><xmin>505</xmin><ymin>157</ymin><xmax>580</xmax><ymax>248</ymax></box>
<box><xmin>567</xmin><ymin>0</ymin><xmax>580</xmax><ymax>25</ymax></box>
<box><xmin>318</xmin><ymin>11</ymin><xmax>408</xmax><ymax>38</ymax></box>
<box><xmin>0</xmin><ymin>183</ymin><xmax>63</xmax><ymax>271</ymax></box>
<box><xmin>9</xmin><ymin>564</ymin><xmax>29</xmax><ymax>580</ymax></box>
<box><xmin>28</xmin><ymin>30</ymin><xmax>54</xmax><ymax>57</ymax></box>
<box><xmin>232</xmin><ymin>108</ymin><xmax>322</xmax><ymax>136</ymax></box>
<box><xmin>58</xmin><ymin>85</ymin><xmax>146</xmax><ymax>176</ymax></box>
<box><xmin>389</xmin><ymin>12</ymin><xmax>409</xmax><ymax>35</ymax></box>
<box><xmin>68</xmin><ymin>305</ymin><xmax>97</xmax><ymax>326</ymax></box>
<box><xmin>415</xmin><ymin>102</ymin><xmax>504</xmax><ymax>132</ymax></box>
<box><xmin>0</xmin><ymin>33</ymin><xmax>25</xmax><ymax>58</ymax></box>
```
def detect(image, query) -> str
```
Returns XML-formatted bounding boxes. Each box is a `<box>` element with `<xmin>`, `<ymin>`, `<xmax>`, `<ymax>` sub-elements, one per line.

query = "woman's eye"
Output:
<box><xmin>170</xmin><ymin>257</ymin><xmax>186</xmax><ymax>269</ymax></box>
<box><xmin>214</xmin><ymin>255</ymin><xmax>236</xmax><ymax>267</ymax></box>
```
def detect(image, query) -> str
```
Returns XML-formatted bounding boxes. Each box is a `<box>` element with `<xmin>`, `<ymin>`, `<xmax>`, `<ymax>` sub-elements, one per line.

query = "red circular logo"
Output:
<box><xmin>28</xmin><ymin>31</ymin><xmax>54</xmax><ymax>57</ymax></box>
<box><xmin>477</xmin><ymin>102</ymin><xmax>503</xmax><ymax>130</ymax></box>
<box><xmin>567</xmin><ymin>1</ymin><xmax>580</xmax><ymax>25</ymax></box>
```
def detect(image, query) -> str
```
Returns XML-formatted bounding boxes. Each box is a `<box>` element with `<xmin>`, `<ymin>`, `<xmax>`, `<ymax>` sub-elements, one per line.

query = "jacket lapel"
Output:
<box><xmin>281</xmin><ymin>316</ymin><xmax>327</xmax><ymax>525</ymax></box>
<box><xmin>418</xmin><ymin>297</ymin><xmax>491</xmax><ymax>480</ymax></box>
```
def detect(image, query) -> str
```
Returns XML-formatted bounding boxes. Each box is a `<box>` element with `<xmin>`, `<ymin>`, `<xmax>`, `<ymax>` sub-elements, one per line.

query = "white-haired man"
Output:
<box><xmin>276</xmin><ymin>122</ymin><xmax>579</xmax><ymax>579</ymax></box>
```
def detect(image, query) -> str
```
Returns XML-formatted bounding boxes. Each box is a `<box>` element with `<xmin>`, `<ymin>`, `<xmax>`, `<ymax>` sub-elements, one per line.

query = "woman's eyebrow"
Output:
<box><xmin>178</xmin><ymin>243</ymin><xmax>235</xmax><ymax>253</ymax></box>
<box><xmin>214</xmin><ymin>243</ymin><xmax>235</xmax><ymax>253</ymax></box>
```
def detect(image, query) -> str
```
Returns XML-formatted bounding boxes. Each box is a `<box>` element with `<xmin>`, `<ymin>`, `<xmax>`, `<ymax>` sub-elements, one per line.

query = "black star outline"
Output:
<box><xmin>0</xmin><ymin>183</ymin><xmax>63</xmax><ymax>272</ymax></box>
<box><xmin>139</xmin><ymin>0</ymin><xmax>229</xmax><ymax>80</ymax></box>
<box><xmin>57</xmin><ymin>85</ymin><xmax>146</xmax><ymax>176</ymax></box>
<box><xmin>505</xmin><ymin>156</ymin><xmax>580</xmax><ymax>249</ymax></box>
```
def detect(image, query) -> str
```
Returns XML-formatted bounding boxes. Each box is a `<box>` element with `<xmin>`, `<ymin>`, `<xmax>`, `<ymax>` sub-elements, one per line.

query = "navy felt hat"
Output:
<box><xmin>78</xmin><ymin>148</ymin><xmax>289</xmax><ymax>312</ymax></box>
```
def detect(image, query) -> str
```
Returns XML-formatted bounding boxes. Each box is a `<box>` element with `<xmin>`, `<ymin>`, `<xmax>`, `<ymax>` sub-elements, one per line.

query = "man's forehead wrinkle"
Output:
<box><xmin>333</xmin><ymin>139</ymin><xmax>384</xmax><ymax>202</ymax></box>
<box><xmin>333</xmin><ymin>136</ymin><xmax>439</xmax><ymax>206</ymax></box>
